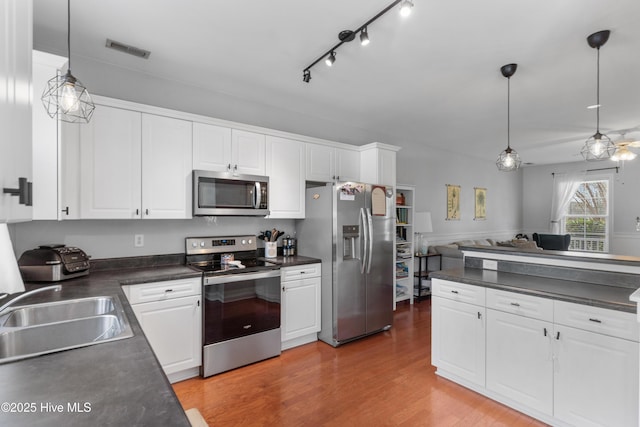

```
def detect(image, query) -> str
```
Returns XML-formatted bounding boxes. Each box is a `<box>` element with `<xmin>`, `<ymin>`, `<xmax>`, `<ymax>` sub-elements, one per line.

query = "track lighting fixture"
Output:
<box><xmin>360</xmin><ymin>27</ymin><xmax>370</xmax><ymax>46</ymax></box>
<box><xmin>496</xmin><ymin>63</ymin><xmax>522</xmax><ymax>172</ymax></box>
<box><xmin>400</xmin><ymin>0</ymin><xmax>414</xmax><ymax>17</ymax></box>
<box><xmin>580</xmin><ymin>30</ymin><xmax>616</xmax><ymax>161</ymax></box>
<box><xmin>302</xmin><ymin>0</ymin><xmax>413</xmax><ymax>83</ymax></box>
<box><xmin>41</xmin><ymin>0</ymin><xmax>95</xmax><ymax>123</ymax></box>
<box><xmin>325</xmin><ymin>51</ymin><xmax>336</xmax><ymax>67</ymax></box>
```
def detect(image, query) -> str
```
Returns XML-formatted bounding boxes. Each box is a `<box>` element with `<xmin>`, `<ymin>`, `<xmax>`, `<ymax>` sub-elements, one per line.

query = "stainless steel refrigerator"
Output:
<box><xmin>297</xmin><ymin>182</ymin><xmax>394</xmax><ymax>347</ymax></box>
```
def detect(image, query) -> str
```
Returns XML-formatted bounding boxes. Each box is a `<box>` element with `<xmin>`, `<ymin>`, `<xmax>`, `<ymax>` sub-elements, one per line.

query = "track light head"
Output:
<box><xmin>325</xmin><ymin>51</ymin><xmax>336</xmax><ymax>67</ymax></box>
<box><xmin>303</xmin><ymin>70</ymin><xmax>311</xmax><ymax>83</ymax></box>
<box><xmin>400</xmin><ymin>0</ymin><xmax>414</xmax><ymax>17</ymax></box>
<box><xmin>360</xmin><ymin>27</ymin><xmax>370</xmax><ymax>46</ymax></box>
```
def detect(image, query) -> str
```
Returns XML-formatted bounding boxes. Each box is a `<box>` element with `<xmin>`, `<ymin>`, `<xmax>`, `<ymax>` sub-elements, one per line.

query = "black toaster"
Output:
<box><xmin>18</xmin><ymin>244</ymin><xmax>90</xmax><ymax>282</ymax></box>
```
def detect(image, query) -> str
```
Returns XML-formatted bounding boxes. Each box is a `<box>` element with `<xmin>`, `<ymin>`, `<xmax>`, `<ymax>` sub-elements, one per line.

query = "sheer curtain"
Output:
<box><xmin>550</xmin><ymin>171</ymin><xmax>585</xmax><ymax>233</ymax></box>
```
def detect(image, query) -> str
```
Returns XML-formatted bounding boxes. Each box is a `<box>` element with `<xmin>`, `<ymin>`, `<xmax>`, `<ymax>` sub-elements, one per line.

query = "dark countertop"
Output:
<box><xmin>0</xmin><ymin>265</ymin><xmax>199</xmax><ymax>427</ymax></box>
<box><xmin>460</xmin><ymin>244</ymin><xmax>640</xmax><ymax>267</ymax></box>
<box><xmin>431</xmin><ymin>268</ymin><xmax>638</xmax><ymax>313</ymax></box>
<box><xmin>259</xmin><ymin>255</ymin><xmax>321</xmax><ymax>267</ymax></box>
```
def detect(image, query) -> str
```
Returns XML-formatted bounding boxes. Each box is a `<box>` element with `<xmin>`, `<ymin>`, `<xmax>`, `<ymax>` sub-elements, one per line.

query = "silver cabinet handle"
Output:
<box><xmin>589</xmin><ymin>318</ymin><xmax>602</xmax><ymax>323</ymax></box>
<box><xmin>451</xmin><ymin>290</ymin><xmax>459</xmax><ymax>294</ymax></box>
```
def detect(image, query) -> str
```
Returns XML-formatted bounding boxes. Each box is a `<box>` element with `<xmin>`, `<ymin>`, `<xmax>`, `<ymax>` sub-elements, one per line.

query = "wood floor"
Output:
<box><xmin>173</xmin><ymin>299</ymin><xmax>548</xmax><ymax>426</ymax></box>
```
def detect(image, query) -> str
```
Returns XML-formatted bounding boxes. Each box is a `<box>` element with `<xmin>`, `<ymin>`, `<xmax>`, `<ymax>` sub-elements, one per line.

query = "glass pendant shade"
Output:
<box><xmin>496</xmin><ymin>147</ymin><xmax>522</xmax><ymax>171</ymax></box>
<box><xmin>42</xmin><ymin>70</ymin><xmax>95</xmax><ymax>123</ymax></box>
<box><xmin>580</xmin><ymin>131</ymin><xmax>615</xmax><ymax>161</ymax></box>
<box><xmin>41</xmin><ymin>0</ymin><xmax>95</xmax><ymax>123</ymax></box>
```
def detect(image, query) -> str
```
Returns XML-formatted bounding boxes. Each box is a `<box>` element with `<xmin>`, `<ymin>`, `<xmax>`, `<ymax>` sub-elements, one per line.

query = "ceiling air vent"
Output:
<box><xmin>105</xmin><ymin>39</ymin><xmax>151</xmax><ymax>59</ymax></box>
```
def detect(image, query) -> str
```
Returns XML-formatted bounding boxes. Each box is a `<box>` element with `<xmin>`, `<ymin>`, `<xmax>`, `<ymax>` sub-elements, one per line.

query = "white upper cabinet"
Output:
<box><xmin>78</xmin><ymin>102</ymin><xmax>192</xmax><ymax>220</ymax></box>
<box><xmin>141</xmin><ymin>114</ymin><xmax>192</xmax><ymax>219</ymax></box>
<box><xmin>32</xmin><ymin>51</ymin><xmax>67</xmax><ymax>220</ymax></box>
<box><xmin>192</xmin><ymin>122</ymin><xmax>232</xmax><ymax>171</ymax></box>
<box><xmin>193</xmin><ymin>123</ymin><xmax>265</xmax><ymax>175</ymax></box>
<box><xmin>80</xmin><ymin>105</ymin><xmax>142</xmax><ymax>219</ymax></box>
<box><xmin>266</xmin><ymin>135</ymin><xmax>305</xmax><ymax>219</ymax></box>
<box><xmin>360</xmin><ymin>144</ymin><xmax>398</xmax><ymax>187</ymax></box>
<box><xmin>231</xmin><ymin>130</ymin><xmax>266</xmax><ymax>175</ymax></box>
<box><xmin>1</xmin><ymin>1</ymin><xmax>32</xmax><ymax>223</ymax></box>
<box><xmin>305</xmin><ymin>143</ymin><xmax>360</xmax><ymax>182</ymax></box>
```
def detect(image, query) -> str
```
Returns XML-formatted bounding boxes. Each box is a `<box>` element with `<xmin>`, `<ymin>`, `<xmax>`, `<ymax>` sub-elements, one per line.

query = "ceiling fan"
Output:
<box><xmin>611</xmin><ymin>130</ymin><xmax>640</xmax><ymax>161</ymax></box>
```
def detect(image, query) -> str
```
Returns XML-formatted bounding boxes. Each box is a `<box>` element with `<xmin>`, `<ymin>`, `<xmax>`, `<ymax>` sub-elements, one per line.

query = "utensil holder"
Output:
<box><xmin>265</xmin><ymin>242</ymin><xmax>277</xmax><ymax>258</ymax></box>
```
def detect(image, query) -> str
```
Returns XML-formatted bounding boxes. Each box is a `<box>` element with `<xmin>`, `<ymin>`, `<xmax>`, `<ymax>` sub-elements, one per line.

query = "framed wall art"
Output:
<box><xmin>446</xmin><ymin>184</ymin><xmax>460</xmax><ymax>220</ymax></box>
<box><xmin>474</xmin><ymin>187</ymin><xmax>486</xmax><ymax>220</ymax></box>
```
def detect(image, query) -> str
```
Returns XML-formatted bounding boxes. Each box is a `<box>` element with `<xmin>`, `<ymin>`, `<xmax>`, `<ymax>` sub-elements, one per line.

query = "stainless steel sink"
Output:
<box><xmin>1</xmin><ymin>296</ymin><xmax>116</xmax><ymax>327</ymax></box>
<box><xmin>0</xmin><ymin>295</ymin><xmax>133</xmax><ymax>364</ymax></box>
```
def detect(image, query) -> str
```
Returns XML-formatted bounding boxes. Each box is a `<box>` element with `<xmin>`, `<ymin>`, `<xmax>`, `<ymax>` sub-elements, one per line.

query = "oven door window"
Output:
<box><xmin>203</xmin><ymin>275</ymin><xmax>280</xmax><ymax>345</ymax></box>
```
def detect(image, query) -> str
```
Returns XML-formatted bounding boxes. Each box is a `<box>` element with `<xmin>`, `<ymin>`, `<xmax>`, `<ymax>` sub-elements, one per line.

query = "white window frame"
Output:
<box><xmin>561</xmin><ymin>173</ymin><xmax>613</xmax><ymax>253</ymax></box>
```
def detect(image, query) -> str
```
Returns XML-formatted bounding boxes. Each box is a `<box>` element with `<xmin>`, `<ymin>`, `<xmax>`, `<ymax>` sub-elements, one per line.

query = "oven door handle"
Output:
<box><xmin>204</xmin><ymin>268</ymin><xmax>280</xmax><ymax>285</ymax></box>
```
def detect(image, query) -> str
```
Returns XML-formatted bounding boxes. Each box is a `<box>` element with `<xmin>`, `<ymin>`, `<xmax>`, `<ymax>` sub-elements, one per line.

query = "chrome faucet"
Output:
<box><xmin>0</xmin><ymin>285</ymin><xmax>62</xmax><ymax>315</ymax></box>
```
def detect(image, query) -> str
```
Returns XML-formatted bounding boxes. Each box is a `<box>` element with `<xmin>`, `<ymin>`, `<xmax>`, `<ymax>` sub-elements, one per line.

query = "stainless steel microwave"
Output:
<box><xmin>193</xmin><ymin>170</ymin><xmax>269</xmax><ymax>216</ymax></box>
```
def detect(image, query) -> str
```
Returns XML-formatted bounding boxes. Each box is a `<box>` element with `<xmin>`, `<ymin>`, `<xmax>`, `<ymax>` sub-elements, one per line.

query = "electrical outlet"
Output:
<box><xmin>134</xmin><ymin>234</ymin><xmax>144</xmax><ymax>247</ymax></box>
<box><xmin>483</xmin><ymin>259</ymin><xmax>498</xmax><ymax>270</ymax></box>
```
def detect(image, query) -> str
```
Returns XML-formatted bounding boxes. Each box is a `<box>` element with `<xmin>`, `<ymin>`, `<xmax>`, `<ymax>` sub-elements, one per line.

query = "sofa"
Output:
<box><xmin>532</xmin><ymin>233</ymin><xmax>571</xmax><ymax>251</ymax></box>
<box><xmin>429</xmin><ymin>237</ymin><xmax>540</xmax><ymax>270</ymax></box>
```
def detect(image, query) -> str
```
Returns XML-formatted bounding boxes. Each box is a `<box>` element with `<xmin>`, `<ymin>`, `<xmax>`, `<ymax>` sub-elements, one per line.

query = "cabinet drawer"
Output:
<box><xmin>554</xmin><ymin>300</ymin><xmax>640</xmax><ymax>342</ymax></box>
<box><xmin>432</xmin><ymin>279</ymin><xmax>485</xmax><ymax>306</ymax></box>
<box><xmin>125</xmin><ymin>278</ymin><xmax>201</xmax><ymax>304</ymax></box>
<box><xmin>487</xmin><ymin>289</ymin><xmax>553</xmax><ymax>322</ymax></box>
<box><xmin>281</xmin><ymin>263</ymin><xmax>321</xmax><ymax>281</ymax></box>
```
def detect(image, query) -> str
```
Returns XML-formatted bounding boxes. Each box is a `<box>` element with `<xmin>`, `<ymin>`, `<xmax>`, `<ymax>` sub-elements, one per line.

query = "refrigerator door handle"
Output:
<box><xmin>360</xmin><ymin>208</ymin><xmax>368</xmax><ymax>274</ymax></box>
<box><xmin>366</xmin><ymin>208</ymin><xmax>374</xmax><ymax>274</ymax></box>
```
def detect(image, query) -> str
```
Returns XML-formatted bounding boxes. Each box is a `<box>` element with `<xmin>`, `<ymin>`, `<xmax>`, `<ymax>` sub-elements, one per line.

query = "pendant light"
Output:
<box><xmin>496</xmin><ymin>63</ymin><xmax>522</xmax><ymax>172</ymax></box>
<box><xmin>580</xmin><ymin>30</ymin><xmax>615</xmax><ymax>161</ymax></box>
<box><xmin>41</xmin><ymin>0</ymin><xmax>95</xmax><ymax>123</ymax></box>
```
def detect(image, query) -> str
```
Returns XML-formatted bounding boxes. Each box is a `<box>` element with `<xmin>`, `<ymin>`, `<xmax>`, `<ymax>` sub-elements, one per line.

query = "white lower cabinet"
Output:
<box><xmin>431</xmin><ymin>282</ymin><xmax>486</xmax><ymax>387</ymax></box>
<box><xmin>486</xmin><ymin>309</ymin><xmax>553</xmax><ymax>415</ymax></box>
<box><xmin>281</xmin><ymin>263</ymin><xmax>321</xmax><ymax>350</ymax></box>
<box><xmin>123</xmin><ymin>278</ymin><xmax>201</xmax><ymax>383</ymax></box>
<box><xmin>432</xmin><ymin>279</ymin><xmax>639</xmax><ymax>426</ymax></box>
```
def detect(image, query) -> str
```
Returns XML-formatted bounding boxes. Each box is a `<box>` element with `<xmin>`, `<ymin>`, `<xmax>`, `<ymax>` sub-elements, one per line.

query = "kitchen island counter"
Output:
<box><xmin>0</xmin><ymin>264</ymin><xmax>199</xmax><ymax>427</ymax></box>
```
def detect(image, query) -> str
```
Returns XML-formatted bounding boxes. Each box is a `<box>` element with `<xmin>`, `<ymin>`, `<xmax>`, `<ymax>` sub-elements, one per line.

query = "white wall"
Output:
<box><xmin>11</xmin><ymin>217</ymin><xmax>295</xmax><ymax>260</ymax></box>
<box><xmin>396</xmin><ymin>145</ymin><xmax>522</xmax><ymax>245</ymax></box>
<box><xmin>522</xmin><ymin>161</ymin><xmax>640</xmax><ymax>256</ymax></box>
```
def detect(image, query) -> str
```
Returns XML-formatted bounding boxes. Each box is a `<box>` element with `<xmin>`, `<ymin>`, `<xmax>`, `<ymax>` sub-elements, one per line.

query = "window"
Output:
<box><xmin>562</xmin><ymin>179</ymin><xmax>610</xmax><ymax>252</ymax></box>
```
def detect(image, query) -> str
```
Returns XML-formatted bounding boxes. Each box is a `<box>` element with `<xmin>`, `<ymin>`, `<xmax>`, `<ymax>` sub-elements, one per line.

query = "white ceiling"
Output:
<box><xmin>33</xmin><ymin>0</ymin><xmax>640</xmax><ymax>166</ymax></box>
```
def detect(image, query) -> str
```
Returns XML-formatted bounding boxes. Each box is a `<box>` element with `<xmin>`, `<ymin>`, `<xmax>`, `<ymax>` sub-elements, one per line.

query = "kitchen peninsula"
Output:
<box><xmin>431</xmin><ymin>245</ymin><xmax>640</xmax><ymax>427</ymax></box>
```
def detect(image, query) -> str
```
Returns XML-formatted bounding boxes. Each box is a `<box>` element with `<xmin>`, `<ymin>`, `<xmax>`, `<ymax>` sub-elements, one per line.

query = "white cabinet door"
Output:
<box><xmin>130</xmin><ymin>295</ymin><xmax>202</xmax><ymax>376</ymax></box>
<box><xmin>32</xmin><ymin>51</ymin><xmax>67</xmax><ymax>220</ymax></box>
<box><xmin>432</xmin><ymin>296</ymin><xmax>486</xmax><ymax>386</ymax></box>
<box><xmin>306</xmin><ymin>143</ymin><xmax>335</xmax><ymax>182</ymax></box>
<box><xmin>335</xmin><ymin>148</ymin><xmax>360</xmax><ymax>182</ymax></box>
<box><xmin>0</xmin><ymin>0</ymin><xmax>32</xmax><ymax>222</ymax></box>
<box><xmin>141</xmin><ymin>114</ymin><xmax>192</xmax><ymax>219</ymax></box>
<box><xmin>192</xmin><ymin>122</ymin><xmax>232</xmax><ymax>171</ymax></box>
<box><xmin>266</xmin><ymin>135</ymin><xmax>305</xmax><ymax>218</ymax></box>
<box><xmin>554</xmin><ymin>324</ymin><xmax>639</xmax><ymax>427</ymax></box>
<box><xmin>486</xmin><ymin>309</ymin><xmax>553</xmax><ymax>415</ymax></box>
<box><xmin>80</xmin><ymin>105</ymin><xmax>142</xmax><ymax>219</ymax></box>
<box><xmin>231</xmin><ymin>129</ymin><xmax>265</xmax><ymax>175</ymax></box>
<box><xmin>282</xmin><ymin>276</ymin><xmax>321</xmax><ymax>341</ymax></box>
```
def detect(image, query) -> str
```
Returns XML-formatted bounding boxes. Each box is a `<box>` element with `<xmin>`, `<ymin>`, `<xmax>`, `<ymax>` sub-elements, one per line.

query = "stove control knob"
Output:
<box><xmin>200</xmin><ymin>241</ymin><xmax>205</xmax><ymax>247</ymax></box>
<box><xmin>248</xmin><ymin>239</ymin><xmax>252</xmax><ymax>244</ymax></box>
<box><xmin>191</xmin><ymin>242</ymin><xmax>197</xmax><ymax>248</ymax></box>
<box><xmin>241</xmin><ymin>239</ymin><xmax>246</xmax><ymax>245</ymax></box>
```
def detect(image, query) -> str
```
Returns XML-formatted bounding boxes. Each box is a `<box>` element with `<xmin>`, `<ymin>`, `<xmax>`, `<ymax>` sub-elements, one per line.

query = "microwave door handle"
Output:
<box><xmin>254</xmin><ymin>182</ymin><xmax>261</xmax><ymax>209</ymax></box>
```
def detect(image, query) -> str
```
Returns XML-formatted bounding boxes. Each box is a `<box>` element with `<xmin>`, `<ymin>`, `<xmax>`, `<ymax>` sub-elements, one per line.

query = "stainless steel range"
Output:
<box><xmin>186</xmin><ymin>235</ymin><xmax>281</xmax><ymax>377</ymax></box>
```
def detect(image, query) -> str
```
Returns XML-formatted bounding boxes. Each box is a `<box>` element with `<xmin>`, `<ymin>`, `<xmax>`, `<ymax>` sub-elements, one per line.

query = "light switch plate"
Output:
<box><xmin>483</xmin><ymin>259</ymin><xmax>497</xmax><ymax>270</ymax></box>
